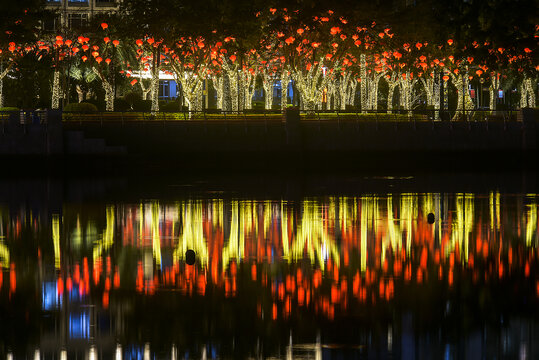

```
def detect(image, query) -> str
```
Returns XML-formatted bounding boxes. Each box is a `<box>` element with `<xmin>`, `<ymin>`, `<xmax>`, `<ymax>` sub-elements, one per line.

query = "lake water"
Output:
<box><xmin>0</xmin><ymin>172</ymin><xmax>538</xmax><ymax>359</ymax></box>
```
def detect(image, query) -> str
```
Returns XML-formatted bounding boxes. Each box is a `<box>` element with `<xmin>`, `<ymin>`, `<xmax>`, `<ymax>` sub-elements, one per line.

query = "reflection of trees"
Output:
<box><xmin>0</xmin><ymin>193</ymin><xmax>538</xmax><ymax>357</ymax></box>
<box><xmin>173</xmin><ymin>200</ymin><xmax>209</xmax><ymax>267</ymax></box>
<box><xmin>289</xmin><ymin>200</ymin><xmax>340</xmax><ymax>271</ymax></box>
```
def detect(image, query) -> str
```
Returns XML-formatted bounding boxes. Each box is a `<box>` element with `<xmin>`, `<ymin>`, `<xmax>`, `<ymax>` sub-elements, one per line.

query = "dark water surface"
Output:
<box><xmin>0</xmin><ymin>171</ymin><xmax>538</xmax><ymax>359</ymax></box>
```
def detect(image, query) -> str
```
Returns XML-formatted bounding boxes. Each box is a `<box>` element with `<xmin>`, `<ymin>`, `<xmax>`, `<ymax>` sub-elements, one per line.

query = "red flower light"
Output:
<box><xmin>101</xmin><ymin>23</ymin><xmax>108</xmax><ymax>30</ymax></box>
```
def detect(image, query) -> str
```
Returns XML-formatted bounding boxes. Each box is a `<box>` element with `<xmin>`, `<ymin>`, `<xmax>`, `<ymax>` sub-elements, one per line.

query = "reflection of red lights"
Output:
<box><xmin>9</xmin><ymin>263</ymin><xmax>15</xmax><ymax>293</ymax></box>
<box><xmin>113</xmin><ymin>267</ymin><xmax>120</xmax><ymax>288</ymax></box>
<box><xmin>1</xmin><ymin>195</ymin><xmax>537</xmax><ymax>323</ymax></box>
<box><xmin>58</xmin><ymin>277</ymin><xmax>64</xmax><ymax>295</ymax></box>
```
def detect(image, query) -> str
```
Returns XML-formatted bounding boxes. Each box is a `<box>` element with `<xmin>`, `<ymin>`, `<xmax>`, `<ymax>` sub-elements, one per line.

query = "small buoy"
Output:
<box><xmin>185</xmin><ymin>249</ymin><xmax>196</xmax><ymax>265</ymax></box>
<box><xmin>427</xmin><ymin>213</ymin><xmax>435</xmax><ymax>224</ymax></box>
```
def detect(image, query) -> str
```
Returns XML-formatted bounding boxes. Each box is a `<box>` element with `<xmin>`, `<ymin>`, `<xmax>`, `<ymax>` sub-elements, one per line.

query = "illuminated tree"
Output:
<box><xmin>131</xmin><ymin>37</ymin><xmax>165</xmax><ymax>112</ymax></box>
<box><xmin>0</xmin><ymin>42</ymin><xmax>22</xmax><ymax>108</ymax></box>
<box><xmin>168</xmin><ymin>36</ymin><xmax>217</xmax><ymax>112</ymax></box>
<box><xmin>76</xmin><ymin>24</ymin><xmax>127</xmax><ymax>111</ymax></box>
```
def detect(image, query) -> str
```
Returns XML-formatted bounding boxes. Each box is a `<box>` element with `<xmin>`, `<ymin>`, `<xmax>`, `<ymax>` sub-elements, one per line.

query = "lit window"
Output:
<box><xmin>159</xmin><ymin>81</ymin><xmax>170</xmax><ymax>98</ymax></box>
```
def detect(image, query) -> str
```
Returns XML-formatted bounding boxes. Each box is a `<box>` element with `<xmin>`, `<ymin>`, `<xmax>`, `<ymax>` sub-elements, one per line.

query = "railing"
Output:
<box><xmin>0</xmin><ymin>109</ymin><xmax>522</xmax><ymax>133</ymax></box>
<box><xmin>1</xmin><ymin>110</ymin><xmax>49</xmax><ymax>133</ymax></box>
<box><xmin>60</xmin><ymin>109</ymin><xmax>519</xmax><ymax>126</ymax></box>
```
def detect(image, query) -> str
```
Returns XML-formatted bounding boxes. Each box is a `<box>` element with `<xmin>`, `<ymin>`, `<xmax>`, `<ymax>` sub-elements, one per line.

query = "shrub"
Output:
<box><xmin>132</xmin><ymin>99</ymin><xmax>152</xmax><ymax>112</ymax></box>
<box><xmin>84</xmin><ymin>98</ymin><xmax>105</xmax><ymax>111</ymax></box>
<box><xmin>0</xmin><ymin>107</ymin><xmax>19</xmax><ymax>112</ymax></box>
<box><xmin>114</xmin><ymin>98</ymin><xmax>131</xmax><ymax>112</ymax></box>
<box><xmin>63</xmin><ymin>102</ymin><xmax>98</xmax><ymax>113</ymax></box>
<box><xmin>252</xmin><ymin>100</ymin><xmax>264</xmax><ymax>109</ymax></box>
<box><xmin>123</xmin><ymin>91</ymin><xmax>142</xmax><ymax>110</ymax></box>
<box><xmin>161</xmin><ymin>101</ymin><xmax>181</xmax><ymax>112</ymax></box>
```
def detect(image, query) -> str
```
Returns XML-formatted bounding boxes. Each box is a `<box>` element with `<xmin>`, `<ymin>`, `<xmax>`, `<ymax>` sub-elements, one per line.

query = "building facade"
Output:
<box><xmin>45</xmin><ymin>0</ymin><xmax>119</xmax><ymax>30</ymax></box>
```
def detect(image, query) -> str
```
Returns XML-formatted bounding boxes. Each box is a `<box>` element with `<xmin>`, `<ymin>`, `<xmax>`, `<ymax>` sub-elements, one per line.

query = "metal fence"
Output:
<box><xmin>0</xmin><ymin>108</ymin><xmax>521</xmax><ymax>131</ymax></box>
<box><xmin>0</xmin><ymin>110</ymin><xmax>49</xmax><ymax>133</ymax></box>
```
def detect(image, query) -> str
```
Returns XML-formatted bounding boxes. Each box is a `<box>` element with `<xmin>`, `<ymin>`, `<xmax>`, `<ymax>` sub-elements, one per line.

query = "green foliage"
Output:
<box><xmin>132</xmin><ymin>99</ymin><xmax>152</xmax><ymax>112</ymax></box>
<box><xmin>123</xmin><ymin>91</ymin><xmax>142</xmax><ymax>110</ymax></box>
<box><xmin>252</xmin><ymin>101</ymin><xmax>264</xmax><ymax>109</ymax></box>
<box><xmin>64</xmin><ymin>102</ymin><xmax>98</xmax><ymax>113</ymax></box>
<box><xmin>114</xmin><ymin>98</ymin><xmax>131</xmax><ymax>112</ymax></box>
<box><xmin>85</xmin><ymin>98</ymin><xmax>106</xmax><ymax>112</ymax></box>
<box><xmin>161</xmin><ymin>101</ymin><xmax>182</xmax><ymax>112</ymax></box>
<box><xmin>0</xmin><ymin>107</ymin><xmax>18</xmax><ymax>112</ymax></box>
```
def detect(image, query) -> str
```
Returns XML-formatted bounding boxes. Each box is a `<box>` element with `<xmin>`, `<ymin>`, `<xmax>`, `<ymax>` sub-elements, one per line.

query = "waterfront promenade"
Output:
<box><xmin>0</xmin><ymin>108</ymin><xmax>537</xmax><ymax>170</ymax></box>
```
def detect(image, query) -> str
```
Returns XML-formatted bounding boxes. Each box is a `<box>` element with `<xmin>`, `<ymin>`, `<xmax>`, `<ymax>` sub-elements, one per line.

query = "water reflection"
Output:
<box><xmin>0</xmin><ymin>192</ymin><xmax>538</xmax><ymax>359</ymax></box>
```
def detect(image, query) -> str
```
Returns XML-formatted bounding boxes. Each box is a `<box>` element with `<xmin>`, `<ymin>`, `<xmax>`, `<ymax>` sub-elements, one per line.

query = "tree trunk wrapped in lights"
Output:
<box><xmin>149</xmin><ymin>48</ymin><xmax>162</xmax><ymax>113</ymax></box>
<box><xmin>325</xmin><ymin>76</ymin><xmax>337</xmax><ymax>110</ymax></box>
<box><xmin>386</xmin><ymin>73</ymin><xmax>398</xmax><ymax>113</ymax></box>
<box><xmin>261</xmin><ymin>68</ymin><xmax>274</xmax><ymax>110</ymax></box>
<box><xmin>489</xmin><ymin>73</ymin><xmax>500</xmax><ymax>111</ymax></box>
<box><xmin>221</xmin><ymin>58</ymin><xmax>240</xmax><ymax>112</ymax></box>
<box><xmin>92</xmin><ymin>67</ymin><xmax>114</xmax><ymax>111</ymax></box>
<box><xmin>172</xmin><ymin>68</ymin><xmax>204</xmax><ymax>112</ymax></box>
<box><xmin>241</xmin><ymin>69</ymin><xmax>257</xmax><ymax>110</ymax></box>
<box><xmin>368</xmin><ymin>72</ymin><xmax>384</xmax><ymax>111</ymax></box>
<box><xmin>293</xmin><ymin>59</ymin><xmax>330</xmax><ymax>113</ymax></box>
<box><xmin>419</xmin><ymin>72</ymin><xmax>440</xmax><ymax>119</ymax></box>
<box><xmin>359</xmin><ymin>54</ymin><xmax>368</xmax><ymax>113</ymax></box>
<box><xmin>0</xmin><ymin>63</ymin><xmax>13</xmax><ymax>108</ymax></box>
<box><xmin>149</xmin><ymin>74</ymin><xmax>159</xmax><ymax>113</ymax></box>
<box><xmin>346</xmin><ymin>79</ymin><xmax>358</xmax><ymax>108</ymax></box>
<box><xmin>398</xmin><ymin>72</ymin><xmax>417</xmax><ymax>115</ymax></box>
<box><xmin>337</xmin><ymin>71</ymin><xmax>353</xmax><ymax>111</ymax></box>
<box><xmin>139</xmin><ymin>79</ymin><xmax>152</xmax><ymax>100</ymax></box>
<box><xmin>280</xmin><ymin>71</ymin><xmax>290</xmax><ymax>111</ymax></box>
<box><xmin>450</xmin><ymin>73</ymin><xmax>474</xmax><ymax>120</ymax></box>
<box><xmin>51</xmin><ymin>70</ymin><xmax>62</xmax><ymax>109</ymax></box>
<box><xmin>238</xmin><ymin>71</ymin><xmax>245</xmax><ymax>111</ymax></box>
<box><xmin>211</xmin><ymin>75</ymin><xmax>224</xmax><ymax>110</ymax></box>
<box><xmin>520</xmin><ymin>77</ymin><xmax>536</xmax><ymax>108</ymax></box>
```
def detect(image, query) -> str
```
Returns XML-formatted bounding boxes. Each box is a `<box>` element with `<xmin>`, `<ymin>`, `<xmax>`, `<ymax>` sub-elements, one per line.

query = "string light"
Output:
<box><xmin>293</xmin><ymin>58</ymin><xmax>329</xmax><ymax>112</ymax></box>
<box><xmin>360</xmin><ymin>54</ymin><xmax>368</xmax><ymax>113</ymax></box>
<box><xmin>261</xmin><ymin>68</ymin><xmax>274</xmax><ymax>110</ymax></box>
<box><xmin>51</xmin><ymin>70</ymin><xmax>61</xmax><ymax>109</ymax></box>
<box><xmin>280</xmin><ymin>70</ymin><xmax>290</xmax><ymax>110</ymax></box>
<box><xmin>521</xmin><ymin>78</ymin><xmax>536</xmax><ymax>108</ymax></box>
